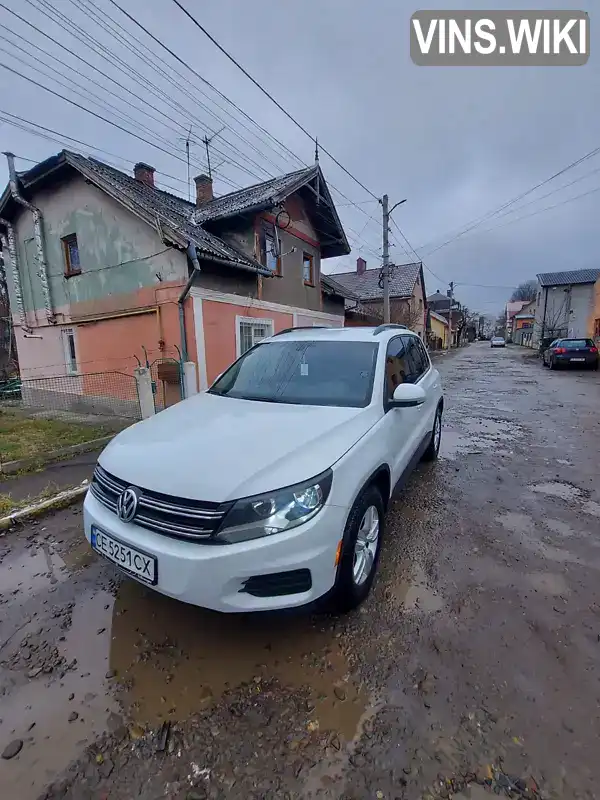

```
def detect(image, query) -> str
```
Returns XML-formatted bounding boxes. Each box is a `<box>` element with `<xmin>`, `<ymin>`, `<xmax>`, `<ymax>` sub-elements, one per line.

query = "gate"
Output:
<box><xmin>150</xmin><ymin>357</ymin><xmax>184</xmax><ymax>412</ymax></box>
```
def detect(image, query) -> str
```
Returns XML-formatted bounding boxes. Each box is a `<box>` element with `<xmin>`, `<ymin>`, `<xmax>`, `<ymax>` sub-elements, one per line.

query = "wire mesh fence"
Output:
<box><xmin>17</xmin><ymin>371</ymin><xmax>142</xmax><ymax>420</ymax></box>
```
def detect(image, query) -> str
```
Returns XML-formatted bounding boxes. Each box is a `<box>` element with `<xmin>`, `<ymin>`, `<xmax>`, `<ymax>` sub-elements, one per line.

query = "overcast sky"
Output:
<box><xmin>0</xmin><ymin>0</ymin><xmax>597</xmax><ymax>315</ymax></box>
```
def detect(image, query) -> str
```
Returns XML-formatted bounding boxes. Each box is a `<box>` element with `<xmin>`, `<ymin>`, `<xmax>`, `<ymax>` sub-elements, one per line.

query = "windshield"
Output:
<box><xmin>559</xmin><ymin>339</ymin><xmax>594</xmax><ymax>348</ymax></box>
<box><xmin>209</xmin><ymin>340</ymin><xmax>379</xmax><ymax>407</ymax></box>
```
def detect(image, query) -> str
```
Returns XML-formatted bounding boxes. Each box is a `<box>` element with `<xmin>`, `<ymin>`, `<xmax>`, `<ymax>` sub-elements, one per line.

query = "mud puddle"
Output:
<box><xmin>440</xmin><ymin>429</ymin><xmax>485</xmax><ymax>459</ymax></box>
<box><xmin>0</xmin><ymin>542</ymin><xmax>68</xmax><ymax>596</ymax></box>
<box><xmin>387</xmin><ymin>563</ymin><xmax>443</xmax><ymax>612</ymax></box>
<box><xmin>110</xmin><ymin>580</ymin><xmax>368</xmax><ymax>741</ymax></box>
<box><xmin>530</xmin><ymin>481</ymin><xmax>585</xmax><ymax>502</ymax></box>
<box><xmin>0</xmin><ymin>589</ymin><xmax>117</xmax><ymax>800</ymax></box>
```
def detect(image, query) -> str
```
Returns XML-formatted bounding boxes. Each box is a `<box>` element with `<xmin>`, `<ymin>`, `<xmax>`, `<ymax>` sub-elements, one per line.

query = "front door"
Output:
<box><xmin>380</xmin><ymin>335</ymin><xmax>423</xmax><ymax>488</ymax></box>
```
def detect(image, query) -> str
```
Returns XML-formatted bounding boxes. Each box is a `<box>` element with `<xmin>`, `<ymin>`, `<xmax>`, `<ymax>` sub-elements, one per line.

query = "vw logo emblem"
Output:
<box><xmin>117</xmin><ymin>487</ymin><xmax>139</xmax><ymax>523</ymax></box>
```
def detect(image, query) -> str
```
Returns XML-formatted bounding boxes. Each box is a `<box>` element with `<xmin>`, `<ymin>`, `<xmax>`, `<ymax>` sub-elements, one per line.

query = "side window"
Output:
<box><xmin>415</xmin><ymin>338</ymin><xmax>430</xmax><ymax>373</ymax></box>
<box><xmin>401</xmin><ymin>336</ymin><xmax>427</xmax><ymax>383</ymax></box>
<box><xmin>384</xmin><ymin>337</ymin><xmax>408</xmax><ymax>400</ymax></box>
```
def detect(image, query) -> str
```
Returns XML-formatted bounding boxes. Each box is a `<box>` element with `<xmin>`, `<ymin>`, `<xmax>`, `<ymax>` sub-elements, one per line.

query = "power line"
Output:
<box><xmin>169</xmin><ymin>0</ymin><xmax>380</xmax><ymax>201</ymax></box>
<box><xmin>0</xmin><ymin>63</ymin><xmax>207</xmax><ymax>170</ymax></box>
<box><xmin>23</xmin><ymin>0</ymin><xmax>270</xmax><ymax>185</ymax></box>
<box><xmin>0</xmin><ymin>110</ymin><xmax>210</xmax><ymax>195</ymax></box>
<box><xmin>105</xmin><ymin>0</ymin><xmax>305</xmax><ymax>172</ymax></box>
<box><xmin>475</xmin><ymin>183</ymin><xmax>600</xmax><ymax>235</ymax></box>
<box><xmin>78</xmin><ymin>0</ymin><xmax>295</xmax><ymax>178</ymax></box>
<box><xmin>68</xmin><ymin>0</ymin><xmax>284</xmax><ymax>182</ymax></box>
<box><xmin>105</xmin><ymin>0</ymin><xmax>379</xmax><ymax>229</ymax></box>
<box><xmin>482</xmin><ymin>164</ymin><xmax>600</xmax><ymax>223</ymax></box>
<box><xmin>389</xmin><ymin>217</ymin><xmax>446</xmax><ymax>285</ymax></box>
<box><xmin>0</xmin><ymin>2</ymin><xmax>382</xmax><ymax>257</ymax></box>
<box><xmin>421</xmin><ymin>144</ymin><xmax>600</xmax><ymax>256</ymax></box>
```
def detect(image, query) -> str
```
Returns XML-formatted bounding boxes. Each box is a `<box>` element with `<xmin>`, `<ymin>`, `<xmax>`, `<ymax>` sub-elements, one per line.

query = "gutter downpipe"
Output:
<box><xmin>3</xmin><ymin>152</ymin><xmax>53</xmax><ymax>322</ymax></box>
<box><xmin>178</xmin><ymin>243</ymin><xmax>201</xmax><ymax>364</ymax></box>
<box><xmin>0</xmin><ymin>221</ymin><xmax>27</xmax><ymax>331</ymax></box>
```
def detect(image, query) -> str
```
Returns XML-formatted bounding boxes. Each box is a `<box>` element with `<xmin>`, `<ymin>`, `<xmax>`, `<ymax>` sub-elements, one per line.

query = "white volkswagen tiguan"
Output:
<box><xmin>84</xmin><ymin>325</ymin><xmax>443</xmax><ymax>613</ymax></box>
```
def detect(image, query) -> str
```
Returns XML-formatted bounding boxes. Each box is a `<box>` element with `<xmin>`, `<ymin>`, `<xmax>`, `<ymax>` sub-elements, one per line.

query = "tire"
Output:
<box><xmin>422</xmin><ymin>405</ymin><xmax>442</xmax><ymax>462</ymax></box>
<box><xmin>549</xmin><ymin>358</ymin><xmax>556</xmax><ymax>370</ymax></box>
<box><xmin>592</xmin><ymin>362</ymin><xmax>599</xmax><ymax>371</ymax></box>
<box><xmin>331</xmin><ymin>484</ymin><xmax>385</xmax><ymax>613</ymax></box>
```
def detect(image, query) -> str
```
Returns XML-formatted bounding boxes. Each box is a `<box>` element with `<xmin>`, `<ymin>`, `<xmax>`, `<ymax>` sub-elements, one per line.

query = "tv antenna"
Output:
<box><xmin>178</xmin><ymin>124</ymin><xmax>199</xmax><ymax>202</ymax></box>
<box><xmin>203</xmin><ymin>126</ymin><xmax>226</xmax><ymax>180</ymax></box>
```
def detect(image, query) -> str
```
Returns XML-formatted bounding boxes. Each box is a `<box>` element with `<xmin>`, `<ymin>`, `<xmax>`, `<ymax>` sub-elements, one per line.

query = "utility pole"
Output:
<box><xmin>447</xmin><ymin>281</ymin><xmax>454</xmax><ymax>350</ymax></box>
<box><xmin>382</xmin><ymin>194</ymin><xmax>390</xmax><ymax>324</ymax></box>
<box><xmin>380</xmin><ymin>195</ymin><xmax>407</xmax><ymax>324</ymax></box>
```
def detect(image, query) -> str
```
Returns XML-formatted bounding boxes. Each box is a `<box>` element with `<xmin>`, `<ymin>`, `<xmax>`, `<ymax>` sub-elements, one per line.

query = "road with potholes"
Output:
<box><xmin>1</xmin><ymin>342</ymin><xmax>600</xmax><ymax>800</ymax></box>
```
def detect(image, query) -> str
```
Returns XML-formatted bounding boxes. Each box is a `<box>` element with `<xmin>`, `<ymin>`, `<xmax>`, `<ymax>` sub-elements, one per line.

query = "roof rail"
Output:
<box><xmin>372</xmin><ymin>324</ymin><xmax>408</xmax><ymax>335</ymax></box>
<box><xmin>271</xmin><ymin>326</ymin><xmax>328</xmax><ymax>337</ymax></box>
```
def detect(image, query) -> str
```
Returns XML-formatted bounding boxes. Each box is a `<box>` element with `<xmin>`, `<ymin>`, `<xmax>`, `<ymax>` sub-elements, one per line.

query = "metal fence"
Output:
<box><xmin>18</xmin><ymin>371</ymin><xmax>142</xmax><ymax>420</ymax></box>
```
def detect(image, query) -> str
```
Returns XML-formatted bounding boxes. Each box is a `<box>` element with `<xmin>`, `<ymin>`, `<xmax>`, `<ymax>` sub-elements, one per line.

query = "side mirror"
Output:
<box><xmin>390</xmin><ymin>383</ymin><xmax>426</xmax><ymax>408</ymax></box>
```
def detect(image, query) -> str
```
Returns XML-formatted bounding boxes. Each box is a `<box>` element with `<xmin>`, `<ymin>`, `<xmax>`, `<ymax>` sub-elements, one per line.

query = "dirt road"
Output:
<box><xmin>1</xmin><ymin>343</ymin><xmax>599</xmax><ymax>800</ymax></box>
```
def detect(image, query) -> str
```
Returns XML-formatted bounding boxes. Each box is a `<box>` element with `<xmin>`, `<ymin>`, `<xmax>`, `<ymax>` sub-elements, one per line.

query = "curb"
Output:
<box><xmin>0</xmin><ymin>436</ymin><xmax>113</xmax><ymax>475</ymax></box>
<box><xmin>0</xmin><ymin>482</ymin><xmax>89</xmax><ymax>531</ymax></box>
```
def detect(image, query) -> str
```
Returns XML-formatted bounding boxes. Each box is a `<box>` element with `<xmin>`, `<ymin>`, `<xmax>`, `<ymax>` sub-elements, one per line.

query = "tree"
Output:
<box><xmin>510</xmin><ymin>280</ymin><xmax>537</xmax><ymax>302</ymax></box>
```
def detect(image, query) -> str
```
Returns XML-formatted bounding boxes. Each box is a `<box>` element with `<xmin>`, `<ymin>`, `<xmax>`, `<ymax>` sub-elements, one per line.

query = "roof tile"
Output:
<box><xmin>330</xmin><ymin>263</ymin><xmax>422</xmax><ymax>301</ymax></box>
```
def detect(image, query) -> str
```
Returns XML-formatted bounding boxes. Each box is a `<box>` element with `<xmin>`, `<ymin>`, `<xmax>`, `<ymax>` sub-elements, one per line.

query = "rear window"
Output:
<box><xmin>559</xmin><ymin>339</ymin><xmax>594</xmax><ymax>348</ymax></box>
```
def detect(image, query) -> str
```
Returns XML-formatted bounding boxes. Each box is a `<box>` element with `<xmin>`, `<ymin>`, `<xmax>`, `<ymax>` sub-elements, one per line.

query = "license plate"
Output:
<box><xmin>570</xmin><ymin>357</ymin><xmax>585</xmax><ymax>362</ymax></box>
<box><xmin>91</xmin><ymin>527</ymin><xmax>157</xmax><ymax>585</ymax></box>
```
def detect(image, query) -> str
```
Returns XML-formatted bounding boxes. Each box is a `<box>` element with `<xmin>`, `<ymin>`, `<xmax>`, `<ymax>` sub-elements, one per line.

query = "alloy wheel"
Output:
<box><xmin>353</xmin><ymin>505</ymin><xmax>380</xmax><ymax>586</ymax></box>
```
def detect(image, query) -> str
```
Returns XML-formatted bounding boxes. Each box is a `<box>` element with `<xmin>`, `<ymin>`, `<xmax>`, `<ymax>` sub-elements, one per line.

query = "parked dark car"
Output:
<box><xmin>542</xmin><ymin>338</ymin><xmax>598</xmax><ymax>370</ymax></box>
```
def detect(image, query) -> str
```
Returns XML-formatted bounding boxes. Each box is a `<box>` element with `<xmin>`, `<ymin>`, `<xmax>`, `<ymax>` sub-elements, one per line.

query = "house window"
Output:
<box><xmin>62</xmin><ymin>328</ymin><xmax>78</xmax><ymax>374</ymax></box>
<box><xmin>236</xmin><ymin>316</ymin><xmax>274</xmax><ymax>356</ymax></box>
<box><xmin>594</xmin><ymin>318</ymin><xmax>600</xmax><ymax>338</ymax></box>
<box><xmin>303</xmin><ymin>253</ymin><xmax>314</xmax><ymax>286</ymax></box>
<box><xmin>264</xmin><ymin>229</ymin><xmax>280</xmax><ymax>275</ymax></box>
<box><xmin>62</xmin><ymin>233</ymin><xmax>80</xmax><ymax>276</ymax></box>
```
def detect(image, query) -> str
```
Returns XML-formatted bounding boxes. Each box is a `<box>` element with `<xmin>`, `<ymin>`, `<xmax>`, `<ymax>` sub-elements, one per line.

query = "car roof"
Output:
<box><xmin>264</xmin><ymin>325</ymin><xmax>422</xmax><ymax>343</ymax></box>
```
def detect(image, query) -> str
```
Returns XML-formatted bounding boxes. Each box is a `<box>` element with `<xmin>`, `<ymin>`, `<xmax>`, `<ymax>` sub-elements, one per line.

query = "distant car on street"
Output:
<box><xmin>542</xmin><ymin>338</ymin><xmax>598</xmax><ymax>370</ymax></box>
<box><xmin>490</xmin><ymin>336</ymin><xmax>506</xmax><ymax>348</ymax></box>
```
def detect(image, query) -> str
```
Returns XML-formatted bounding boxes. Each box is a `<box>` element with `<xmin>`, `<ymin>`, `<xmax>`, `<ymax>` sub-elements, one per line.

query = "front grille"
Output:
<box><xmin>90</xmin><ymin>464</ymin><xmax>230</xmax><ymax>542</ymax></box>
<box><xmin>241</xmin><ymin>569</ymin><xmax>312</xmax><ymax>598</ymax></box>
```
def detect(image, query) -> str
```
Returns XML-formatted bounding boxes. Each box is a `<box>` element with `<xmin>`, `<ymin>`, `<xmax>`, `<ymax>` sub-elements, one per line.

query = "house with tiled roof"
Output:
<box><xmin>0</xmin><ymin>151</ymin><xmax>353</xmax><ymax>414</ymax></box>
<box><xmin>330</xmin><ymin>257</ymin><xmax>427</xmax><ymax>336</ymax></box>
<box><xmin>534</xmin><ymin>268</ymin><xmax>600</xmax><ymax>346</ymax></box>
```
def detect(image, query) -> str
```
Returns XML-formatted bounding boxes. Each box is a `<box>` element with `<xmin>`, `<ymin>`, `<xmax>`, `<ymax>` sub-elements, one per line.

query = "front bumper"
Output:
<box><xmin>83</xmin><ymin>491</ymin><xmax>345</xmax><ymax>612</ymax></box>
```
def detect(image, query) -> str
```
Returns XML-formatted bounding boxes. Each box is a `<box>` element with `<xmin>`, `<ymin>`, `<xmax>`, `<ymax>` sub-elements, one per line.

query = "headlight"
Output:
<box><xmin>216</xmin><ymin>470</ymin><xmax>333</xmax><ymax>544</ymax></box>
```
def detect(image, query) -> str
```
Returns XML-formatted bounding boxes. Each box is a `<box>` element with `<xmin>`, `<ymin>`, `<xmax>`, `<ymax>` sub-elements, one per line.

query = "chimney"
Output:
<box><xmin>194</xmin><ymin>174</ymin><xmax>213</xmax><ymax>206</ymax></box>
<box><xmin>356</xmin><ymin>257</ymin><xmax>367</xmax><ymax>275</ymax></box>
<box><xmin>134</xmin><ymin>162</ymin><xmax>155</xmax><ymax>188</ymax></box>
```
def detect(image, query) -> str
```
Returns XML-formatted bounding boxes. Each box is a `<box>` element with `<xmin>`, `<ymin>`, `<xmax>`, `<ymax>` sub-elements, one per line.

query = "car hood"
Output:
<box><xmin>98</xmin><ymin>392</ymin><xmax>380</xmax><ymax>502</ymax></box>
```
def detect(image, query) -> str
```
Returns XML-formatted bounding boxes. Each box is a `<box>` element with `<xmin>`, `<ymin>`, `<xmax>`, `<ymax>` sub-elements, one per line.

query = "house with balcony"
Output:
<box><xmin>0</xmin><ymin>151</ymin><xmax>352</xmax><ymax>416</ymax></box>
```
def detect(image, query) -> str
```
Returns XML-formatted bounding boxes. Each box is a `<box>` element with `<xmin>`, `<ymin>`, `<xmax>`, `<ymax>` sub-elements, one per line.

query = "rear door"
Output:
<box><xmin>403</xmin><ymin>335</ymin><xmax>440</xmax><ymax>443</ymax></box>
